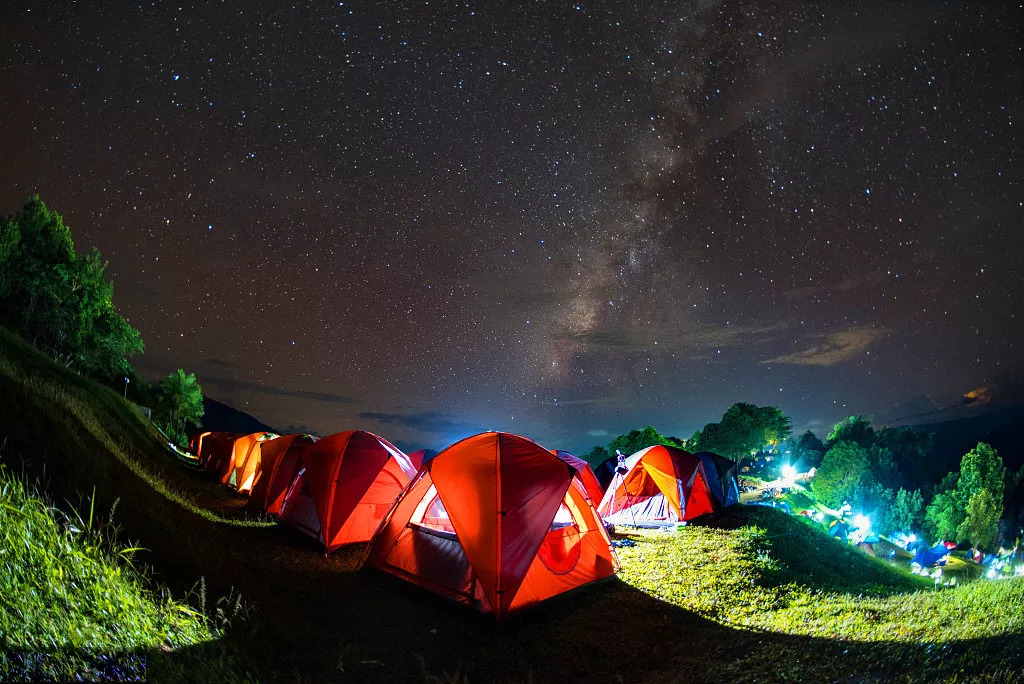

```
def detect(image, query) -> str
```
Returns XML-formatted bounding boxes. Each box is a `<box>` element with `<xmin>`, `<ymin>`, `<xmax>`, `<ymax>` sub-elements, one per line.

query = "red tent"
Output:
<box><xmin>195</xmin><ymin>432</ymin><xmax>243</xmax><ymax>473</ymax></box>
<box><xmin>552</xmin><ymin>450</ymin><xmax>605</xmax><ymax>504</ymax></box>
<box><xmin>364</xmin><ymin>432</ymin><xmax>620</xmax><ymax>618</ymax></box>
<box><xmin>597</xmin><ymin>445</ymin><xmax>717</xmax><ymax>527</ymax></box>
<box><xmin>247</xmin><ymin>434</ymin><xmax>316</xmax><ymax>515</ymax></box>
<box><xmin>406</xmin><ymin>449</ymin><xmax>437</xmax><ymax>471</ymax></box>
<box><xmin>279</xmin><ymin>431</ymin><xmax>416</xmax><ymax>550</ymax></box>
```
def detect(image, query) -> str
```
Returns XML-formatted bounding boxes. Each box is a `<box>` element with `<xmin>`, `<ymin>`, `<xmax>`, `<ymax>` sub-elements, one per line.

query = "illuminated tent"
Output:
<box><xmin>912</xmin><ymin>542</ymin><xmax>950</xmax><ymax>567</ymax></box>
<box><xmin>246</xmin><ymin>434</ymin><xmax>317</xmax><ymax>514</ymax></box>
<box><xmin>194</xmin><ymin>432</ymin><xmax>243</xmax><ymax>473</ymax></box>
<box><xmin>279</xmin><ymin>431</ymin><xmax>416</xmax><ymax>550</ymax></box>
<box><xmin>407</xmin><ymin>449</ymin><xmax>438</xmax><ymax>471</ymax></box>
<box><xmin>597</xmin><ymin>445</ymin><xmax>717</xmax><ymax>527</ymax></box>
<box><xmin>693</xmin><ymin>452</ymin><xmax>740</xmax><ymax>507</ymax></box>
<box><xmin>363</xmin><ymin>432</ymin><xmax>619</xmax><ymax>618</ymax></box>
<box><xmin>552</xmin><ymin>450</ymin><xmax>605</xmax><ymax>504</ymax></box>
<box><xmin>828</xmin><ymin>520</ymin><xmax>849</xmax><ymax>541</ymax></box>
<box><xmin>223</xmin><ymin>432</ymin><xmax>278</xmax><ymax>487</ymax></box>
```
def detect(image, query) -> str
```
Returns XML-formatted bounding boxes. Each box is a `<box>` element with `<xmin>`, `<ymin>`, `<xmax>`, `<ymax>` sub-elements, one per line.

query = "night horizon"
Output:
<box><xmin>3</xmin><ymin>2</ymin><xmax>1022</xmax><ymax>455</ymax></box>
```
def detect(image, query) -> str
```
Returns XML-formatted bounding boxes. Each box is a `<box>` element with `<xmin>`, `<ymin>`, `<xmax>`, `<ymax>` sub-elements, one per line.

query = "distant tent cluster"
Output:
<box><xmin>190</xmin><ymin>430</ymin><xmax>740</xmax><ymax>617</ymax></box>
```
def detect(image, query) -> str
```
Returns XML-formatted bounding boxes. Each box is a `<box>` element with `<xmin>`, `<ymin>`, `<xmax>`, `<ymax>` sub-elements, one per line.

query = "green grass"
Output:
<box><xmin>2</xmin><ymin>324</ymin><xmax>1024</xmax><ymax>682</ymax></box>
<box><xmin>0</xmin><ymin>471</ymin><xmax>248</xmax><ymax>681</ymax></box>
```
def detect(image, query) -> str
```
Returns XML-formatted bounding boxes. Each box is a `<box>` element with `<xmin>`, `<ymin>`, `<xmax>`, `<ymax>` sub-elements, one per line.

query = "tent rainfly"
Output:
<box><xmin>363</xmin><ymin>432</ymin><xmax>620</xmax><ymax>618</ymax></box>
<box><xmin>279</xmin><ymin>430</ymin><xmax>416</xmax><ymax>550</ymax></box>
<box><xmin>195</xmin><ymin>431</ymin><xmax>243</xmax><ymax>474</ymax></box>
<box><xmin>246</xmin><ymin>434</ymin><xmax>318</xmax><ymax>514</ymax></box>
<box><xmin>693</xmin><ymin>451</ymin><xmax>740</xmax><ymax>507</ymax></box>
<box><xmin>224</xmin><ymin>432</ymin><xmax>279</xmax><ymax>488</ymax></box>
<box><xmin>598</xmin><ymin>445</ymin><xmax>718</xmax><ymax>527</ymax></box>
<box><xmin>552</xmin><ymin>450</ymin><xmax>605</xmax><ymax>504</ymax></box>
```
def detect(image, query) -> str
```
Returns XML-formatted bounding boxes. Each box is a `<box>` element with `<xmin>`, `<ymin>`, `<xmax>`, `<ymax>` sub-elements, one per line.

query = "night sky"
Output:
<box><xmin>2</xmin><ymin>2</ymin><xmax>1022</xmax><ymax>454</ymax></box>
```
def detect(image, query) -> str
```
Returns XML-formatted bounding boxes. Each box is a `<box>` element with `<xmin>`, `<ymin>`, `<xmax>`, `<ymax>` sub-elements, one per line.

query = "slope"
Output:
<box><xmin>1</xmin><ymin>325</ymin><xmax>1023</xmax><ymax>682</ymax></box>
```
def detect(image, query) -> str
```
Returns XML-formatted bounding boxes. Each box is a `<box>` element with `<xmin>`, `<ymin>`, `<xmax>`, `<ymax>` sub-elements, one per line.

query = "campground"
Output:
<box><xmin>2</xmin><ymin>326</ymin><xmax>1024</xmax><ymax>682</ymax></box>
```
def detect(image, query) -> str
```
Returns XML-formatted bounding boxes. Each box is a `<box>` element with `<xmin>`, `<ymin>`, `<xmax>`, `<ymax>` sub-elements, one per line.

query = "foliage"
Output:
<box><xmin>788</xmin><ymin>429</ymin><xmax>826</xmax><ymax>469</ymax></box>
<box><xmin>826</xmin><ymin>415</ymin><xmax>877</xmax><ymax>448</ymax></box>
<box><xmin>606</xmin><ymin>425</ymin><xmax>684</xmax><ymax>457</ymax></box>
<box><xmin>0</xmin><ymin>471</ymin><xmax>243</xmax><ymax>682</ymax></box>
<box><xmin>877</xmin><ymin>426</ymin><xmax>932</xmax><ymax>482</ymax></box>
<box><xmin>890</xmin><ymin>487</ymin><xmax>925</xmax><ymax>533</ymax></box>
<box><xmin>926</xmin><ymin>443</ymin><xmax>1007</xmax><ymax>548</ymax></box>
<box><xmin>0</xmin><ymin>196</ymin><xmax>143</xmax><ymax>380</ymax></box>
<box><xmin>156</xmin><ymin>369</ymin><xmax>205</xmax><ymax>447</ymax></box>
<box><xmin>811</xmin><ymin>441</ymin><xmax>874</xmax><ymax>509</ymax></box>
<box><xmin>961</xmin><ymin>488</ymin><xmax>1002</xmax><ymax>550</ymax></box>
<box><xmin>690</xmin><ymin>402</ymin><xmax>792</xmax><ymax>461</ymax></box>
<box><xmin>583</xmin><ymin>445</ymin><xmax>609</xmax><ymax>467</ymax></box>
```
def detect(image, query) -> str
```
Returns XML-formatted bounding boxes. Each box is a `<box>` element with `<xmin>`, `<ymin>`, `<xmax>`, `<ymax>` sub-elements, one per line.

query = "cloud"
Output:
<box><xmin>587</xmin><ymin>429</ymin><xmax>610</xmax><ymax>438</ymax></box>
<box><xmin>562</xmin><ymin>322</ymin><xmax>786</xmax><ymax>353</ymax></box>
<box><xmin>358</xmin><ymin>411</ymin><xmax>487</xmax><ymax>436</ymax></box>
<box><xmin>960</xmin><ymin>380</ymin><xmax>1024</xmax><ymax>406</ymax></box>
<box><xmin>763</xmin><ymin>326</ymin><xmax>888</xmax><ymax>366</ymax></box>
<box><xmin>204</xmin><ymin>376</ymin><xmax>360</xmax><ymax>405</ymax></box>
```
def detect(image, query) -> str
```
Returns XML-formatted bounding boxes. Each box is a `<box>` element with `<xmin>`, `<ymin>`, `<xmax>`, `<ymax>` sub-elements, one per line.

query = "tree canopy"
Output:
<box><xmin>925</xmin><ymin>442</ymin><xmax>1007</xmax><ymax>548</ymax></box>
<box><xmin>157</xmin><ymin>369</ymin><xmax>204</xmax><ymax>447</ymax></box>
<box><xmin>789</xmin><ymin>430</ymin><xmax>826</xmax><ymax>469</ymax></box>
<box><xmin>0</xmin><ymin>196</ymin><xmax>143</xmax><ymax>380</ymax></box>
<box><xmin>689</xmin><ymin>403</ymin><xmax>792</xmax><ymax>461</ymax></box>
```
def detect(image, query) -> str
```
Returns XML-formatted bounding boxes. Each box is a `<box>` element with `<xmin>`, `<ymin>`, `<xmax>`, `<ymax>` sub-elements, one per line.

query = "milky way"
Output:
<box><xmin>2</xmin><ymin>2</ymin><xmax>1021</xmax><ymax>452</ymax></box>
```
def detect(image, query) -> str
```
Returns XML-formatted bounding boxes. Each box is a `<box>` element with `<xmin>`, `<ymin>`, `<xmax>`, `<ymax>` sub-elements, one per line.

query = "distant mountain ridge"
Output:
<box><xmin>187</xmin><ymin>396</ymin><xmax>276</xmax><ymax>436</ymax></box>
<box><xmin>890</xmin><ymin>402</ymin><xmax>1024</xmax><ymax>484</ymax></box>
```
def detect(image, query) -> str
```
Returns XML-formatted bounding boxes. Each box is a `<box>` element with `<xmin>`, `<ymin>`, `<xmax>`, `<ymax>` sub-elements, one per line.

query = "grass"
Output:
<box><xmin>0</xmin><ymin>471</ymin><xmax>248</xmax><ymax>681</ymax></box>
<box><xmin>2</xmin><ymin>324</ymin><xmax>1024</xmax><ymax>682</ymax></box>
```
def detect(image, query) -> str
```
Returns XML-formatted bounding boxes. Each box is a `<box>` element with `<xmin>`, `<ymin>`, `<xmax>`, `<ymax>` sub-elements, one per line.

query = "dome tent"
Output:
<box><xmin>552</xmin><ymin>450</ymin><xmax>605</xmax><ymax>504</ymax></box>
<box><xmin>363</xmin><ymin>432</ymin><xmax>619</xmax><ymax>618</ymax></box>
<box><xmin>693</xmin><ymin>451</ymin><xmax>740</xmax><ymax>507</ymax></box>
<box><xmin>598</xmin><ymin>445</ymin><xmax>718</xmax><ymax>527</ymax></box>
<box><xmin>223</xmin><ymin>432</ymin><xmax>279</xmax><ymax>487</ymax></box>
<box><xmin>246</xmin><ymin>433</ymin><xmax>318</xmax><ymax>515</ymax></box>
<box><xmin>194</xmin><ymin>431</ymin><xmax>243</xmax><ymax>474</ymax></box>
<box><xmin>279</xmin><ymin>430</ymin><xmax>416</xmax><ymax>551</ymax></box>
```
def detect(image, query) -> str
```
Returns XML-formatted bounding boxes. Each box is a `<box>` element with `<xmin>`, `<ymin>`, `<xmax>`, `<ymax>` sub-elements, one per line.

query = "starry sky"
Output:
<box><xmin>2</xmin><ymin>1</ymin><xmax>1022</xmax><ymax>454</ymax></box>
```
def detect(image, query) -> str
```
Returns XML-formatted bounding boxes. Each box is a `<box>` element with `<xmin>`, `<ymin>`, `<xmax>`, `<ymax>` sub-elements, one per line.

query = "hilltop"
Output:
<box><xmin>1</xmin><ymin>325</ymin><xmax>1022</xmax><ymax>682</ymax></box>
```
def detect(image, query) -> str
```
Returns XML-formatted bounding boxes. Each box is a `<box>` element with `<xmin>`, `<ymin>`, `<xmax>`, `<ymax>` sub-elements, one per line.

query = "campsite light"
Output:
<box><xmin>1015</xmin><ymin>565</ymin><xmax>1024</xmax><ymax>577</ymax></box>
<box><xmin>987</xmin><ymin>568</ymin><xmax>997</xmax><ymax>579</ymax></box>
<box><xmin>781</xmin><ymin>463</ymin><xmax>797</xmax><ymax>486</ymax></box>
<box><xmin>852</xmin><ymin>514</ymin><xmax>871</xmax><ymax>532</ymax></box>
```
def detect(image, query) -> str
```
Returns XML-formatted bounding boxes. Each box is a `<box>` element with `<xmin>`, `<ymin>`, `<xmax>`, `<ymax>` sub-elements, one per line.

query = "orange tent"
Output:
<box><xmin>234</xmin><ymin>432</ymin><xmax>289</xmax><ymax>494</ymax></box>
<box><xmin>247</xmin><ymin>434</ymin><xmax>317</xmax><ymax>515</ymax></box>
<box><xmin>364</xmin><ymin>432</ymin><xmax>620</xmax><ymax>618</ymax></box>
<box><xmin>279</xmin><ymin>431</ymin><xmax>416</xmax><ymax>550</ymax></box>
<box><xmin>552</xmin><ymin>450</ymin><xmax>605</xmax><ymax>504</ymax></box>
<box><xmin>223</xmin><ymin>432</ymin><xmax>278</xmax><ymax>487</ymax></box>
<box><xmin>597</xmin><ymin>445</ymin><xmax>717</xmax><ymax>527</ymax></box>
<box><xmin>195</xmin><ymin>432</ymin><xmax>243</xmax><ymax>473</ymax></box>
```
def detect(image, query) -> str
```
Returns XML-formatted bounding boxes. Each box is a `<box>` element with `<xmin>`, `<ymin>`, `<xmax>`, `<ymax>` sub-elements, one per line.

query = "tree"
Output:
<box><xmin>606</xmin><ymin>425</ymin><xmax>683</xmax><ymax>458</ymax></box>
<box><xmin>890</xmin><ymin>488</ymin><xmax>925</xmax><ymax>533</ymax></box>
<box><xmin>925</xmin><ymin>443</ymin><xmax>1006</xmax><ymax>547</ymax></box>
<box><xmin>960</xmin><ymin>489</ymin><xmax>1001</xmax><ymax>549</ymax></box>
<box><xmin>811</xmin><ymin>441</ymin><xmax>874</xmax><ymax>509</ymax></box>
<box><xmin>877</xmin><ymin>427</ymin><xmax>932</xmax><ymax>471</ymax></box>
<box><xmin>584</xmin><ymin>445</ymin><xmax>609</xmax><ymax>467</ymax></box>
<box><xmin>690</xmin><ymin>403</ymin><xmax>792</xmax><ymax>461</ymax></box>
<box><xmin>158</xmin><ymin>369</ymin><xmax>204</xmax><ymax>446</ymax></box>
<box><xmin>826</xmin><ymin>416</ymin><xmax>876</xmax><ymax>449</ymax></box>
<box><xmin>789</xmin><ymin>430</ymin><xmax>826</xmax><ymax>469</ymax></box>
<box><xmin>0</xmin><ymin>196</ymin><xmax>143</xmax><ymax>380</ymax></box>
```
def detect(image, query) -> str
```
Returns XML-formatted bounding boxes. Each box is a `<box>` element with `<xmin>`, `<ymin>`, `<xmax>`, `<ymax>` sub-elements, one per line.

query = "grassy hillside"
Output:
<box><xmin>2</xmin><ymin>325</ymin><xmax>1023</xmax><ymax>682</ymax></box>
<box><xmin>0</xmin><ymin>472</ymin><xmax>248</xmax><ymax>681</ymax></box>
